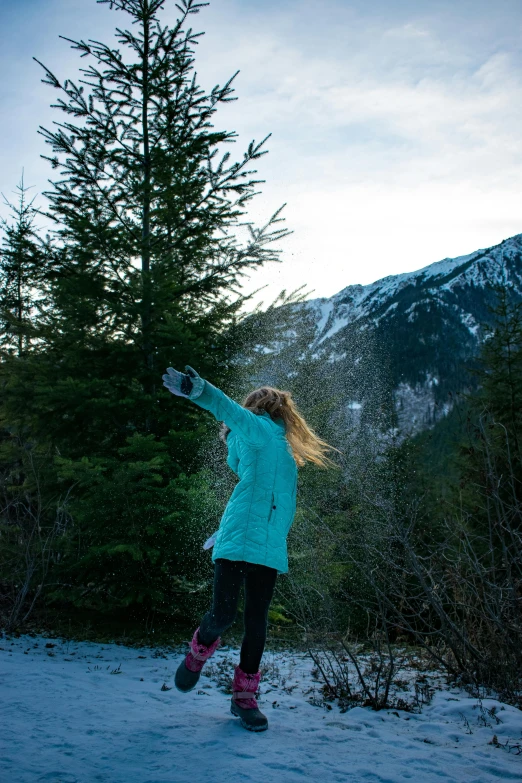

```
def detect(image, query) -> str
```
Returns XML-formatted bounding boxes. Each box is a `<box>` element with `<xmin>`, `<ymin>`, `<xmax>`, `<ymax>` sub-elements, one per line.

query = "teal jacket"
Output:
<box><xmin>188</xmin><ymin>373</ymin><xmax>298</xmax><ymax>575</ymax></box>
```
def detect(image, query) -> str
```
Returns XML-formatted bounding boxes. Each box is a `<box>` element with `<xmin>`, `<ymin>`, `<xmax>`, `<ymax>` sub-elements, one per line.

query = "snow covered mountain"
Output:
<box><xmin>250</xmin><ymin>233</ymin><xmax>522</xmax><ymax>436</ymax></box>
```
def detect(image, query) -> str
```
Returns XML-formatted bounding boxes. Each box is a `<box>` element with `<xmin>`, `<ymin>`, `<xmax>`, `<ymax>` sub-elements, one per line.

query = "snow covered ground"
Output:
<box><xmin>1</xmin><ymin>633</ymin><xmax>521</xmax><ymax>783</ymax></box>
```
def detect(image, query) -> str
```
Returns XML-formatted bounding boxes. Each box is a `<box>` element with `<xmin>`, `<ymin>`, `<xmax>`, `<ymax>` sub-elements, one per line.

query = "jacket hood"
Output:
<box><xmin>258</xmin><ymin>409</ymin><xmax>286</xmax><ymax>428</ymax></box>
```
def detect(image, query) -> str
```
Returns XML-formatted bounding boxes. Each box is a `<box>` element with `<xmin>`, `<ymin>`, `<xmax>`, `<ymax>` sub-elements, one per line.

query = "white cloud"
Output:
<box><xmin>2</xmin><ymin>0</ymin><xmax>522</xmax><ymax>310</ymax></box>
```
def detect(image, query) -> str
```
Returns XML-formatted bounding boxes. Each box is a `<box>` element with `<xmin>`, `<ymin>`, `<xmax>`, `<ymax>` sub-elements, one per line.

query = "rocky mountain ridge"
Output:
<box><xmin>250</xmin><ymin>233</ymin><xmax>522</xmax><ymax>437</ymax></box>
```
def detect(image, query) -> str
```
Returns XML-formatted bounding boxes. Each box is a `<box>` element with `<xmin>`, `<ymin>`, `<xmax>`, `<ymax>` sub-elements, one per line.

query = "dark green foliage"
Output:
<box><xmin>451</xmin><ymin>283</ymin><xmax>522</xmax><ymax>536</ymax></box>
<box><xmin>0</xmin><ymin>431</ymin><xmax>72</xmax><ymax>632</ymax></box>
<box><xmin>383</xmin><ymin>281</ymin><xmax>522</xmax><ymax>525</ymax></box>
<box><xmin>0</xmin><ymin>174</ymin><xmax>46</xmax><ymax>358</ymax></box>
<box><xmin>0</xmin><ymin>0</ymin><xmax>289</xmax><ymax>628</ymax></box>
<box><xmin>468</xmin><ymin>283</ymin><xmax>522</xmax><ymax>463</ymax></box>
<box><xmin>48</xmin><ymin>434</ymin><xmax>216</xmax><ymax>614</ymax></box>
<box><xmin>349</xmin><ymin>283</ymin><xmax>522</xmax><ymax>700</ymax></box>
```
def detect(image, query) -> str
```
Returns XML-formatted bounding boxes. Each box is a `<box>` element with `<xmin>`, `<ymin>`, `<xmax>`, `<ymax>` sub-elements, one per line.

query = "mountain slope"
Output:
<box><xmin>249</xmin><ymin>234</ymin><xmax>522</xmax><ymax>436</ymax></box>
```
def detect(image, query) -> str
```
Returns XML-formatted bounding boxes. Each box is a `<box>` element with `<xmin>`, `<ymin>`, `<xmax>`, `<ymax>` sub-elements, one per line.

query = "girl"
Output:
<box><xmin>162</xmin><ymin>364</ymin><xmax>339</xmax><ymax>732</ymax></box>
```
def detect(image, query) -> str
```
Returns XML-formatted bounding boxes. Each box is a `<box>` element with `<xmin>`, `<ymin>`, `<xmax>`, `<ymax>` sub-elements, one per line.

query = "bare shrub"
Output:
<box><xmin>305</xmin><ymin>630</ymin><xmax>437</xmax><ymax>713</ymax></box>
<box><xmin>0</xmin><ymin>440</ymin><xmax>73</xmax><ymax>632</ymax></box>
<box><xmin>306</xmin><ymin>629</ymin><xmax>396</xmax><ymax>711</ymax></box>
<box><xmin>320</xmin><ymin>414</ymin><xmax>521</xmax><ymax>706</ymax></box>
<box><xmin>283</xmin><ymin>409</ymin><xmax>522</xmax><ymax>708</ymax></box>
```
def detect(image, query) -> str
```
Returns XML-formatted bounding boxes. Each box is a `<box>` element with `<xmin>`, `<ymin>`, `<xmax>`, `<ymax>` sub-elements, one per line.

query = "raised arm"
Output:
<box><xmin>163</xmin><ymin>365</ymin><xmax>271</xmax><ymax>448</ymax></box>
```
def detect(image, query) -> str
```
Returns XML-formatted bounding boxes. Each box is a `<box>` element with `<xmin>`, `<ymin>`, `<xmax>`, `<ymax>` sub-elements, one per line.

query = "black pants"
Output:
<box><xmin>197</xmin><ymin>558</ymin><xmax>278</xmax><ymax>674</ymax></box>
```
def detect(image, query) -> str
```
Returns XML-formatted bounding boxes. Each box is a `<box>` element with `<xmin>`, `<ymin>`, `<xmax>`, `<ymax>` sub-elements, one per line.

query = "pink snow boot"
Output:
<box><xmin>230</xmin><ymin>663</ymin><xmax>268</xmax><ymax>732</ymax></box>
<box><xmin>174</xmin><ymin>626</ymin><xmax>221</xmax><ymax>693</ymax></box>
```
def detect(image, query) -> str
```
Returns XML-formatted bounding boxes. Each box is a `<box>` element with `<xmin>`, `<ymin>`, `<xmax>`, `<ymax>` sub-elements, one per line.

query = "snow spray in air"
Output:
<box><xmin>192</xmin><ymin>289</ymin><xmax>397</xmax><ymax>636</ymax></box>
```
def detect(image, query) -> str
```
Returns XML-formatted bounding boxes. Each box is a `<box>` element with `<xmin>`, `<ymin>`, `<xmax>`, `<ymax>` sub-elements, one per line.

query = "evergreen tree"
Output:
<box><xmin>452</xmin><ymin>281</ymin><xmax>522</xmax><ymax>534</ymax></box>
<box><xmin>20</xmin><ymin>0</ymin><xmax>288</xmax><ymax>445</ymax></box>
<box><xmin>0</xmin><ymin>0</ymin><xmax>290</xmax><ymax>623</ymax></box>
<box><xmin>25</xmin><ymin>0</ymin><xmax>289</xmax><ymax>449</ymax></box>
<box><xmin>0</xmin><ymin>172</ymin><xmax>45</xmax><ymax>358</ymax></box>
<box><xmin>470</xmin><ymin>282</ymin><xmax>522</xmax><ymax>466</ymax></box>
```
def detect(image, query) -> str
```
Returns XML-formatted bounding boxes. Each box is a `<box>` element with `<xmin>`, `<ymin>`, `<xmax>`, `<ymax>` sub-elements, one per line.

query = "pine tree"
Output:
<box><xmin>0</xmin><ymin>172</ymin><xmax>45</xmax><ymax>358</ymax></box>
<box><xmin>455</xmin><ymin>281</ymin><xmax>522</xmax><ymax>529</ymax></box>
<box><xmin>31</xmin><ymin>0</ymin><xmax>288</xmax><ymax>431</ymax></box>
<box><xmin>471</xmin><ymin>282</ymin><xmax>522</xmax><ymax>465</ymax></box>
<box><xmin>0</xmin><ymin>0</ymin><xmax>290</xmax><ymax>622</ymax></box>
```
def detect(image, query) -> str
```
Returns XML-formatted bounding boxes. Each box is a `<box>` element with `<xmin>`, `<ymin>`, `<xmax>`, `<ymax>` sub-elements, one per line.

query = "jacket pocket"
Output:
<box><xmin>267</xmin><ymin>492</ymin><xmax>276</xmax><ymax>523</ymax></box>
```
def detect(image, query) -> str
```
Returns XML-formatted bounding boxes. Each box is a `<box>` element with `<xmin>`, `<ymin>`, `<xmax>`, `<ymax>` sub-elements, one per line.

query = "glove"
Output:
<box><xmin>162</xmin><ymin>365</ymin><xmax>205</xmax><ymax>399</ymax></box>
<box><xmin>203</xmin><ymin>531</ymin><xmax>219</xmax><ymax>550</ymax></box>
<box><xmin>162</xmin><ymin>366</ymin><xmax>192</xmax><ymax>397</ymax></box>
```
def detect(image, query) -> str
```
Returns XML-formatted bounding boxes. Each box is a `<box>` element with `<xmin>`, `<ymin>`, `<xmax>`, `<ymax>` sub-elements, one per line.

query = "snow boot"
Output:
<box><xmin>174</xmin><ymin>627</ymin><xmax>221</xmax><ymax>693</ymax></box>
<box><xmin>230</xmin><ymin>663</ymin><xmax>268</xmax><ymax>732</ymax></box>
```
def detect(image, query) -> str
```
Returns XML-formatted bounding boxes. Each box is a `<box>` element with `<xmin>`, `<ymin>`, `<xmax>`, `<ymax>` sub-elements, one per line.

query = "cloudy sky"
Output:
<box><xmin>2</xmin><ymin>0</ymin><xmax>522</xmax><ymax>309</ymax></box>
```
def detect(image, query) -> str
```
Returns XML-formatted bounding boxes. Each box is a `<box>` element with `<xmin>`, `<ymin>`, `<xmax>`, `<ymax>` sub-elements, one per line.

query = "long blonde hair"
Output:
<box><xmin>220</xmin><ymin>385</ymin><xmax>342</xmax><ymax>468</ymax></box>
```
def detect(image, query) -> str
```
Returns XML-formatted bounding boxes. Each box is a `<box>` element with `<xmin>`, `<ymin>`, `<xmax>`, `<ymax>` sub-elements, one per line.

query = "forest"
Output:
<box><xmin>1</xmin><ymin>0</ymin><xmax>521</xmax><ymax>717</ymax></box>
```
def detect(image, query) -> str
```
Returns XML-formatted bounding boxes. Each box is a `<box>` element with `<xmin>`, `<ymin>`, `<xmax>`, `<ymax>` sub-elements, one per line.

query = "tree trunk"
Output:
<box><xmin>141</xmin><ymin>3</ymin><xmax>154</xmax><ymax>428</ymax></box>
